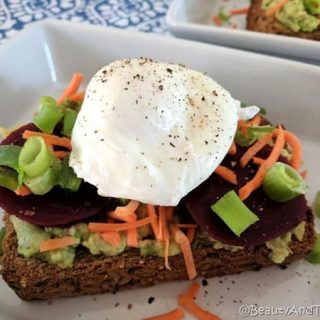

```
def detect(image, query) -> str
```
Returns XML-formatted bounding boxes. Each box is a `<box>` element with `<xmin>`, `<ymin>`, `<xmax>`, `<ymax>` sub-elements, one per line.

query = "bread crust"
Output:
<box><xmin>0</xmin><ymin>211</ymin><xmax>316</xmax><ymax>301</ymax></box>
<box><xmin>247</xmin><ymin>0</ymin><xmax>320</xmax><ymax>40</ymax></box>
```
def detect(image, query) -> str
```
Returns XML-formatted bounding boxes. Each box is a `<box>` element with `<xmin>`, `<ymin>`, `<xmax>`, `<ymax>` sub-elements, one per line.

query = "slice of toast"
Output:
<box><xmin>0</xmin><ymin>211</ymin><xmax>316</xmax><ymax>301</ymax></box>
<box><xmin>247</xmin><ymin>0</ymin><xmax>320</xmax><ymax>40</ymax></box>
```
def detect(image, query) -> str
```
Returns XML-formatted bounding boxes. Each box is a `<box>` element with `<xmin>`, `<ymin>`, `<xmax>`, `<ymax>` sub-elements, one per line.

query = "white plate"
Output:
<box><xmin>166</xmin><ymin>0</ymin><xmax>320</xmax><ymax>65</ymax></box>
<box><xmin>0</xmin><ymin>20</ymin><xmax>320</xmax><ymax>320</ymax></box>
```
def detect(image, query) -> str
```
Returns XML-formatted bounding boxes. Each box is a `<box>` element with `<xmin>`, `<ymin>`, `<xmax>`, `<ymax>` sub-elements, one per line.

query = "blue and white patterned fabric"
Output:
<box><xmin>0</xmin><ymin>0</ymin><xmax>170</xmax><ymax>44</ymax></box>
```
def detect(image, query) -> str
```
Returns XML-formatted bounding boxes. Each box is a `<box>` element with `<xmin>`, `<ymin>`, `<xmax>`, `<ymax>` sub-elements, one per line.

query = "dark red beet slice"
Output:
<box><xmin>184</xmin><ymin>146</ymin><xmax>308</xmax><ymax>247</ymax></box>
<box><xmin>0</xmin><ymin>124</ymin><xmax>114</xmax><ymax>226</ymax></box>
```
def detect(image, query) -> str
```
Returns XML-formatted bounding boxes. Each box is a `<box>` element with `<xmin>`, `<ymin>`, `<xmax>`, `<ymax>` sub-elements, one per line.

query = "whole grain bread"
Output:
<box><xmin>247</xmin><ymin>0</ymin><xmax>320</xmax><ymax>40</ymax></box>
<box><xmin>0</xmin><ymin>211</ymin><xmax>316</xmax><ymax>301</ymax></box>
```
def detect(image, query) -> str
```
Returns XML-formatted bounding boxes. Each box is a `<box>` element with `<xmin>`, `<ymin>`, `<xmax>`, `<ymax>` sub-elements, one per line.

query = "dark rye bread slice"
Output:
<box><xmin>247</xmin><ymin>0</ymin><xmax>320</xmax><ymax>40</ymax></box>
<box><xmin>0</xmin><ymin>211</ymin><xmax>316</xmax><ymax>301</ymax></box>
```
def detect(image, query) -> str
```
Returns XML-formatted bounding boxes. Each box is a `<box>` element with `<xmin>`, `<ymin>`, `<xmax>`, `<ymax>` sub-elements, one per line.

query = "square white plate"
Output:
<box><xmin>0</xmin><ymin>20</ymin><xmax>319</xmax><ymax>320</ymax></box>
<box><xmin>166</xmin><ymin>0</ymin><xmax>320</xmax><ymax>65</ymax></box>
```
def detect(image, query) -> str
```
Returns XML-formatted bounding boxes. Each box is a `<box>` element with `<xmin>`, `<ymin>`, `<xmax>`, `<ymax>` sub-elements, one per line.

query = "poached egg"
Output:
<box><xmin>70</xmin><ymin>58</ymin><xmax>257</xmax><ymax>206</ymax></box>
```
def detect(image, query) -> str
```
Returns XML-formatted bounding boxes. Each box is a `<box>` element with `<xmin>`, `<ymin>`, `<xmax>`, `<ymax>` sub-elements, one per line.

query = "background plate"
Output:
<box><xmin>166</xmin><ymin>0</ymin><xmax>320</xmax><ymax>65</ymax></box>
<box><xmin>0</xmin><ymin>21</ymin><xmax>319</xmax><ymax>320</ymax></box>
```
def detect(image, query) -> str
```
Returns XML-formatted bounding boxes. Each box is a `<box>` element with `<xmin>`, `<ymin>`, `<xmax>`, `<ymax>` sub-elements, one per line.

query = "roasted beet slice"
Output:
<box><xmin>0</xmin><ymin>124</ymin><xmax>114</xmax><ymax>226</ymax></box>
<box><xmin>184</xmin><ymin>146</ymin><xmax>308</xmax><ymax>247</ymax></box>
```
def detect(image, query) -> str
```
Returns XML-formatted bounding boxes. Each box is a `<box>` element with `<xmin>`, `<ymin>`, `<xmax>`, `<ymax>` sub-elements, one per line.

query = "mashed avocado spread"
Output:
<box><xmin>10</xmin><ymin>216</ymin><xmax>306</xmax><ymax>268</ymax></box>
<box><xmin>262</xmin><ymin>0</ymin><xmax>320</xmax><ymax>32</ymax></box>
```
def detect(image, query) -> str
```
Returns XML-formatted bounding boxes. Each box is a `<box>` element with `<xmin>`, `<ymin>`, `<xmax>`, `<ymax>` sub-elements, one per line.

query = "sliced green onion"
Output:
<box><xmin>247</xmin><ymin>125</ymin><xmax>274</xmax><ymax>139</ymax></box>
<box><xmin>33</xmin><ymin>96</ymin><xmax>64</xmax><ymax>134</ymax></box>
<box><xmin>0</xmin><ymin>167</ymin><xmax>18</xmax><ymax>191</ymax></box>
<box><xmin>0</xmin><ymin>145</ymin><xmax>22</xmax><ymax>172</ymax></box>
<box><xmin>263</xmin><ymin>162</ymin><xmax>308</xmax><ymax>202</ymax></box>
<box><xmin>235</xmin><ymin>130</ymin><xmax>256</xmax><ymax>147</ymax></box>
<box><xmin>19</xmin><ymin>136</ymin><xmax>54</xmax><ymax>178</ymax></box>
<box><xmin>304</xmin><ymin>0</ymin><xmax>320</xmax><ymax>14</ymax></box>
<box><xmin>57</xmin><ymin>157</ymin><xmax>81</xmax><ymax>192</ymax></box>
<box><xmin>0</xmin><ymin>227</ymin><xmax>5</xmax><ymax>256</ymax></box>
<box><xmin>306</xmin><ymin>233</ymin><xmax>320</xmax><ymax>264</ymax></box>
<box><xmin>62</xmin><ymin>108</ymin><xmax>78</xmax><ymax>137</ymax></box>
<box><xmin>211</xmin><ymin>190</ymin><xmax>259</xmax><ymax>237</ymax></box>
<box><xmin>314</xmin><ymin>191</ymin><xmax>320</xmax><ymax>217</ymax></box>
<box><xmin>24</xmin><ymin>157</ymin><xmax>61</xmax><ymax>195</ymax></box>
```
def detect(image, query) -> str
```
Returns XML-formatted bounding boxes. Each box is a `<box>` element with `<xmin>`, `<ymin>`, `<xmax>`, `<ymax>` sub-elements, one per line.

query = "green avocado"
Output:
<box><xmin>138</xmin><ymin>239</ymin><xmax>181</xmax><ymax>257</ymax></box>
<box><xmin>262</xmin><ymin>0</ymin><xmax>320</xmax><ymax>32</ymax></box>
<box><xmin>42</xmin><ymin>247</ymin><xmax>76</xmax><ymax>269</ymax></box>
<box><xmin>10</xmin><ymin>215</ymin><xmax>50</xmax><ymax>257</ymax></box>
<box><xmin>82</xmin><ymin>233</ymin><xmax>127</xmax><ymax>256</ymax></box>
<box><xmin>266</xmin><ymin>221</ymin><xmax>305</xmax><ymax>263</ymax></box>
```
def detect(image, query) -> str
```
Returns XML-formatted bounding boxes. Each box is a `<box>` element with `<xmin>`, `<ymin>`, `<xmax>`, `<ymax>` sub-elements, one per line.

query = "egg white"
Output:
<box><xmin>70</xmin><ymin>58</ymin><xmax>239</xmax><ymax>206</ymax></box>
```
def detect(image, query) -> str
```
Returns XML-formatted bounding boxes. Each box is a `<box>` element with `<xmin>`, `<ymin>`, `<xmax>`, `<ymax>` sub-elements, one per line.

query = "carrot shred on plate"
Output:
<box><xmin>143</xmin><ymin>308</ymin><xmax>185</xmax><ymax>320</ymax></box>
<box><xmin>23</xmin><ymin>131</ymin><xmax>72</xmax><ymax>150</ymax></box>
<box><xmin>230</xmin><ymin>7</ymin><xmax>249</xmax><ymax>15</ymax></box>
<box><xmin>39</xmin><ymin>236</ymin><xmax>78</xmax><ymax>252</ymax></box>
<box><xmin>284</xmin><ymin>130</ymin><xmax>302</xmax><ymax>169</ymax></box>
<box><xmin>300</xmin><ymin>170</ymin><xmax>308</xmax><ymax>179</ymax></box>
<box><xmin>146</xmin><ymin>204</ymin><xmax>160</xmax><ymax>239</ymax></box>
<box><xmin>57</xmin><ymin>73</ymin><xmax>83</xmax><ymax>105</ymax></box>
<box><xmin>178</xmin><ymin>283</ymin><xmax>221</xmax><ymax>320</ymax></box>
<box><xmin>15</xmin><ymin>185</ymin><xmax>32</xmax><ymax>196</ymax></box>
<box><xmin>239</xmin><ymin>133</ymin><xmax>273</xmax><ymax>168</ymax></box>
<box><xmin>228</xmin><ymin>142</ymin><xmax>237</xmax><ymax>155</ymax></box>
<box><xmin>239</xmin><ymin>126</ymin><xmax>285</xmax><ymax>201</ymax></box>
<box><xmin>88</xmin><ymin>216</ymin><xmax>156</xmax><ymax>233</ymax></box>
<box><xmin>170</xmin><ymin>225</ymin><xmax>197</xmax><ymax>280</ymax></box>
<box><xmin>101</xmin><ymin>231</ymin><xmax>121</xmax><ymax>246</ymax></box>
<box><xmin>265</xmin><ymin>0</ymin><xmax>289</xmax><ymax>16</ymax></box>
<box><xmin>212</xmin><ymin>15</ymin><xmax>222</xmax><ymax>26</ymax></box>
<box><xmin>215</xmin><ymin>165</ymin><xmax>237</xmax><ymax>185</ymax></box>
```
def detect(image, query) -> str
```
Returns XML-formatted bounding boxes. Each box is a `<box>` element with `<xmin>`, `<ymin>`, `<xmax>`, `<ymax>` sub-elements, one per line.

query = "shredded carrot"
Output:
<box><xmin>212</xmin><ymin>15</ymin><xmax>222</xmax><ymax>26</ymax></box>
<box><xmin>146</xmin><ymin>204</ymin><xmax>160</xmax><ymax>239</ymax></box>
<box><xmin>114</xmin><ymin>200</ymin><xmax>140</xmax><ymax>216</ymax></box>
<box><xmin>143</xmin><ymin>308</ymin><xmax>185</xmax><ymax>320</ymax></box>
<box><xmin>166</xmin><ymin>207</ymin><xmax>173</xmax><ymax>220</ymax></box>
<box><xmin>186</xmin><ymin>228</ymin><xmax>196</xmax><ymax>243</ymax></box>
<box><xmin>252</xmin><ymin>156</ymin><xmax>265</xmax><ymax>165</ymax></box>
<box><xmin>15</xmin><ymin>185</ymin><xmax>32</xmax><ymax>196</ymax></box>
<box><xmin>101</xmin><ymin>231</ymin><xmax>121</xmax><ymax>246</ymax></box>
<box><xmin>108</xmin><ymin>211</ymin><xmax>136</xmax><ymax>222</ymax></box>
<box><xmin>265</xmin><ymin>0</ymin><xmax>289</xmax><ymax>16</ymax></box>
<box><xmin>215</xmin><ymin>165</ymin><xmax>237</xmax><ymax>185</ymax></box>
<box><xmin>230</xmin><ymin>7</ymin><xmax>249</xmax><ymax>15</ymax></box>
<box><xmin>178</xmin><ymin>283</ymin><xmax>221</xmax><ymax>320</ymax></box>
<box><xmin>239</xmin><ymin>115</ymin><xmax>262</xmax><ymax>135</ymax></box>
<box><xmin>239</xmin><ymin>133</ymin><xmax>273</xmax><ymax>168</ymax></box>
<box><xmin>239</xmin><ymin>127</ymin><xmax>285</xmax><ymax>201</ymax></box>
<box><xmin>57</xmin><ymin>73</ymin><xmax>83</xmax><ymax>105</ymax></box>
<box><xmin>157</xmin><ymin>207</ymin><xmax>165</xmax><ymax>241</ymax></box>
<box><xmin>68</xmin><ymin>92</ymin><xmax>85</xmax><ymax>103</ymax></box>
<box><xmin>284</xmin><ymin>130</ymin><xmax>302</xmax><ymax>169</ymax></box>
<box><xmin>228</xmin><ymin>142</ymin><xmax>237</xmax><ymax>155</ymax></box>
<box><xmin>161</xmin><ymin>207</ymin><xmax>171</xmax><ymax>270</ymax></box>
<box><xmin>127</xmin><ymin>214</ymin><xmax>138</xmax><ymax>248</ymax></box>
<box><xmin>54</xmin><ymin>151</ymin><xmax>69</xmax><ymax>159</ymax></box>
<box><xmin>170</xmin><ymin>225</ymin><xmax>197</xmax><ymax>280</ymax></box>
<box><xmin>88</xmin><ymin>216</ymin><xmax>156</xmax><ymax>233</ymax></box>
<box><xmin>39</xmin><ymin>236</ymin><xmax>78</xmax><ymax>252</ymax></box>
<box><xmin>23</xmin><ymin>131</ymin><xmax>72</xmax><ymax>150</ymax></box>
